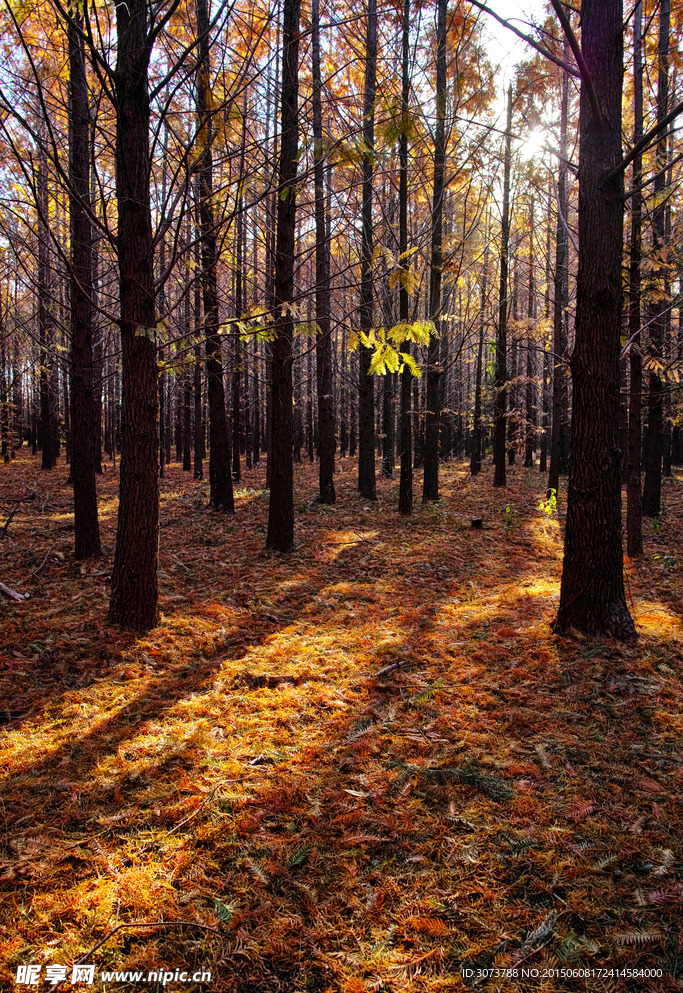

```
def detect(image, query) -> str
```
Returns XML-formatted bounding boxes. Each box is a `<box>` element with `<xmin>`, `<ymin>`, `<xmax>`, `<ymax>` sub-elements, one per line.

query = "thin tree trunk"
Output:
<box><xmin>194</xmin><ymin>229</ymin><xmax>204</xmax><ymax>480</ymax></box>
<box><xmin>196</xmin><ymin>0</ymin><xmax>234</xmax><ymax>512</ymax></box>
<box><xmin>37</xmin><ymin>139</ymin><xmax>56</xmax><ymax>470</ymax></box>
<box><xmin>422</xmin><ymin>0</ymin><xmax>446</xmax><ymax>502</ymax></box>
<box><xmin>358</xmin><ymin>0</ymin><xmax>377</xmax><ymax>501</ymax></box>
<box><xmin>493</xmin><ymin>85</ymin><xmax>513</xmax><ymax>487</ymax></box>
<box><xmin>642</xmin><ymin>0</ymin><xmax>670</xmax><ymax>517</ymax></box>
<box><xmin>158</xmin><ymin>124</ymin><xmax>168</xmax><ymax>481</ymax></box>
<box><xmin>470</xmin><ymin>324</ymin><xmax>485</xmax><ymax>476</ymax></box>
<box><xmin>397</xmin><ymin>0</ymin><xmax>412</xmax><ymax>515</ymax></box>
<box><xmin>1</xmin><ymin>325</ymin><xmax>8</xmax><ymax>462</ymax></box>
<box><xmin>312</xmin><ymin>0</ymin><xmax>335</xmax><ymax>503</ymax></box>
<box><xmin>524</xmin><ymin>195</ymin><xmax>535</xmax><ymax>467</ymax></box>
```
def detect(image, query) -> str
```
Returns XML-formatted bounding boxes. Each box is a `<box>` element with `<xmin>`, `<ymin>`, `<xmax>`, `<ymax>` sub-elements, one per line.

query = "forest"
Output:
<box><xmin>1</xmin><ymin>0</ymin><xmax>682</xmax><ymax>989</ymax></box>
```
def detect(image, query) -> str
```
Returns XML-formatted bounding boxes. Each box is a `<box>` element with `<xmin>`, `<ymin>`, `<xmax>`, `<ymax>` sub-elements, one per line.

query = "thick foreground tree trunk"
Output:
<box><xmin>266</xmin><ymin>0</ymin><xmax>300</xmax><ymax>551</ymax></box>
<box><xmin>68</xmin><ymin>11</ymin><xmax>101</xmax><ymax>559</ymax></box>
<box><xmin>555</xmin><ymin>0</ymin><xmax>635</xmax><ymax>640</ymax></box>
<box><xmin>548</xmin><ymin>44</ymin><xmax>570</xmax><ymax>498</ymax></box>
<box><xmin>108</xmin><ymin>0</ymin><xmax>159</xmax><ymax>630</ymax></box>
<box><xmin>626</xmin><ymin>0</ymin><xmax>644</xmax><ymax>557</ymax></box>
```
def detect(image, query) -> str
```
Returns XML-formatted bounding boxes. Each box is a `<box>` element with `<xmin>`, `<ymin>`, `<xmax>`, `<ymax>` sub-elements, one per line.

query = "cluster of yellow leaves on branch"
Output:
<box><xmin>0</xmin><ymin>453</ymin><xmax>682</xmax><ymax>991</ymax></box>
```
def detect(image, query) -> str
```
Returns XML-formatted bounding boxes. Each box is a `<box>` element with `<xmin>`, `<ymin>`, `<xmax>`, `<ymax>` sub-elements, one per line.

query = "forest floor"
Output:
<box><xmin>0</xmin><ymin>451</ymin><xmax>682</xmax><ymax>993</ymax></box>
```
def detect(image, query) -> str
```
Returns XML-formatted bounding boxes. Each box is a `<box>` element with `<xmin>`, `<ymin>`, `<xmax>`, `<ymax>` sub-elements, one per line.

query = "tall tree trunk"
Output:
<box><xmin>627</xmin><ymin>0</ymin><xmax>644</xmax><ymax>557</ymax></box>
<box><xmin>548</xmin><ymin>44</ymin><xmax>570</xmax><ymax>498</ymax></box>
<box><xmin>422</xmin><ymin>0</ymin><xmax>446</xmax><ymax>502</ymax></box>
<box><xmin>233</xmin><ymin>125</ymin><xmax>246</xmax><ymax>481</ymax></box>
<box><xmin>555</xmin><ymin>0</ymin><xmax>635</xmax><ymax>640</ymax></box>
<box><xmin>91</xmin><ymin>197</ymin><xmax>103</xmax><ymax>475</ymax></box>
<box><xmin>266</xmin><ymin>0</ymin><xmax>299</xmax><ymax>551</ymax></box>
<box><xmin>264</xmin><ymin>5</ymin><xmax>281</xmax><ymax>489</ymax></box>
<box><xmin>642</xmin><ymin>0</ymin><xmax>670</xmax><ymax>517</ymax></box>
<box><xmin>493</xmin><ymin>85</ymin><xmax>512</xmax><ymax>487</ymax></box>
<box><xmin>1</xmin><ymin>321</ymin><xmax>8</xmax><ymax>462</ymax></box>
<box><xmin>358</xmin><ymin>0</ymin><xmax>377</xmax><ymax>501</ymax></box>
<box><xmin>194</xmin><ymin>232</ymin><xmax>204</xmax><ymax>480</ymax></box>
<box><xmin>196</xmin><ymin>0</ymin><xmax>234</xmax><ymax>512</ymax></box>
<box><xmin>108</xmin><ymin>0</ymin><xmax>159</xmax><ymax>629</ymax></box>
<box><xmin>158</xmin><ymin>125</ymin><xmax>168</xmax><ymax>481</ymax></box>
<box><xmin>312</xmin><ymin>0</ymin><xmax>335</xmax><ymax>503</ymax></box>
<box><xmin>397</xmin><ymin>0</ymin><xmax>412</xmax><ymax>515</ymax></box>
<box><xmin>68</xmin><ymin>10</ymin><xmax>101</xmax><ymax>558</ymax></box>
<box><xmin>524</xmin><ymin>195</ymin><xmax>536</xmax><ymax>468</ymax></box>
<box><xmin>540</xmin><ymin>177</ymin><xmax>552</xmax><ymax>475</ymax></box>
<box><xmin>470</xmin><ymin>325</ymin><xmax>485</xmax><ymax>476</ymax></box>
<box><xmin>37</xmin><ymin>139</ymin><xmax>56</xmax><ymax>470</ymax></box>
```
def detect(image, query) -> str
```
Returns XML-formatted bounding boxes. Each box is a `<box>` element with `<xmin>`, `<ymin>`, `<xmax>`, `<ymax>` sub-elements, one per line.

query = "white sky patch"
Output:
<box><xmin>482</xmin><ymin>0</ymin><xmax>551</xmax><ymax>88</ymax></box>
<box><xmin>470</xmin><ymin>1</ymin><xmax>558</xmax><ymax>162</ymax></box>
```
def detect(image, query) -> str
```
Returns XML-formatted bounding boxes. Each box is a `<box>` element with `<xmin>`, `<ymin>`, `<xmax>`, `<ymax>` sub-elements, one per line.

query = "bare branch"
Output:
<box><xmin>465</xmin><ymin>0</ymin><xmax>580</xmax><ymax>78</ymax></box>
<box><xmin>549</xmin><ymin>0</ymin><xmax>602</xmax><ymax>125</ymax></box>
<box><xmin>609</xmin><ymin>98</ymin><xmax>683</xmax><ymax>181</ymax></box>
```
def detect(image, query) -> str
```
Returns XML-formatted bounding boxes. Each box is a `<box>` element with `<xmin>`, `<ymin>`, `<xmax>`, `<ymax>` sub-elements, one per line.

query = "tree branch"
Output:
<box><xmin>465</xmin><ymin>0</ymin><xmax>580</xmax><ymax>78</ymax></box>
<box><xmin>623</xmin><ymin>149</ymin><xmax>683</xmax><ymax>199</ymax></box>
<box><xmin>608</xmin><ymin>98</ymin><xmax>683</xmax><ymax>181</ymax></box>
<box><xmin>549</xmin><ymin>0</ymin><xmax>602</xmax><ymax>125</ymax></box>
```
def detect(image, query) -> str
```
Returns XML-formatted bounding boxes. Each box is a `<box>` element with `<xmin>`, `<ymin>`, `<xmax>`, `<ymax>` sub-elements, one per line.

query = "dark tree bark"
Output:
<box><xmin>397</xmin><ymin>0</ymin><xmax>412</xmax><ymax>515</ymax></box>
<box><xmin>263</xmin><ymin>6</ymin><xmax>281</xmax><ymax>490</ymax></box>
<box><xmin>37</xmin><ymin>141</ymin><xmax>56</xmax><ymax>470</ymax></box>
<box><xmin>158</xmin><ymin>126</ymin><xmax>169</xmax><ymax>481</ymax></box>
<box><xmin>193</xmin><ymin>338</ymin><xmax>203</xmax><ymax>478</ymax></box>
<box><xmin>548</xmin><ymin>45</ymin><xmax>570</xmax><ymax>499</ymax></box>
<box><xmin>91</xmin><ymin>210</ymin><xmax>103</xmax><ymax>475</ymax></box>
<box><xmin>555</xmin><ymin>0</ymin><xmax>636</xmax><ymax>640</ymax></box>
<box><xmin>252</xmin><ymin>335</ymin><xmax>260</xmax><ymax>464</ymax></box>
<box><xmin>183</xmin><ymin>274</ymin><xmax>192</xmax><ymax>473</ymax></box>
<box><xmin>233</xmin><ymin>178</ymin><xmax>245</xmax><ymax>482</ymax></box>
<box><xmin>312</xmin><ymin>0</ymin><xmax>335</xmax><ymax>503</ymax></box>
<box><xmin>524</xmin><ymin>196</ymin><xmax>535</xmax><ymax>468</ymax></box>
<box><xmin>340</xmin><ymin>332</ymin><xmax>348</xmax><ymax>459</ymax></box>
<box><xmin>358</xmin><ymin>0</ymin><xmax>377</xmax><ymax>502</ymax></box>
<box><xmin>196</xmin><ymin>0</ymin><xmax>234</xmax><ymax>512</ymax></box>
<box><xmin>627</xmin><ymin>0</ymin><xmax>644</xmax><ymax>557</ymax></box>
<box><xmin>68</xmin><ymin>9</ymin><xmax>101</xmax><ymax>559</ymax></box>
<box><xmin>539</xmin><ymin>178</ymin><xmax>552</xmax><ymax>475</ymax></box>
<box><xmin>266</xmin><ymin>0</ymin><xmax>299</xmax><ymax>551</ymax></box>
<box><xmin>470</xmin><ymin>324</ymin><xmax>484</xmax><ymax>476</ymax></box>
<box><xmin>1</xmin><ymin>323</ymin><xmax>8</xmax><ymax>462</ymax></box>
<box><xmin>108</xmin><ymin>0</ymin><xmax>160</xmax><ymax>629</ymax></box>
<box><xmin>422</xmin><ymin>0</ymin><xmax>446</xmax><ymax>502</ymax></box>
<box><xmin>192</xmin><ymin>217</ymin><xmax>203</xmax><ymax>479</ymax></box>
<box><xmin>493</xmin><ymin>85</ymin><xmax>513</xmax><ymax>487</ymax></box>
<box><xmin>642</xmin><ymin>0</ymin><xmax>670</xmax><ymax>518</ymax></box>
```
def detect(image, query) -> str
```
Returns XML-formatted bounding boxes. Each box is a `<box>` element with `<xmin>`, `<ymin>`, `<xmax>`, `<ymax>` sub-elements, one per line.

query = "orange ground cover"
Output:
<box><xmin>0</xmin><ymin>453</ymin><xmax>681</xmax><ymax>991</ymax></box>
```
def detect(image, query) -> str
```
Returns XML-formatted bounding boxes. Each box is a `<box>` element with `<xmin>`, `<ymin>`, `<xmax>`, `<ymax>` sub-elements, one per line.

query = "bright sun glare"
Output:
<box><xmin>520</xmin><ymin>127</ymin><xmax>548</xmax><ymax>162</ymax></box>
